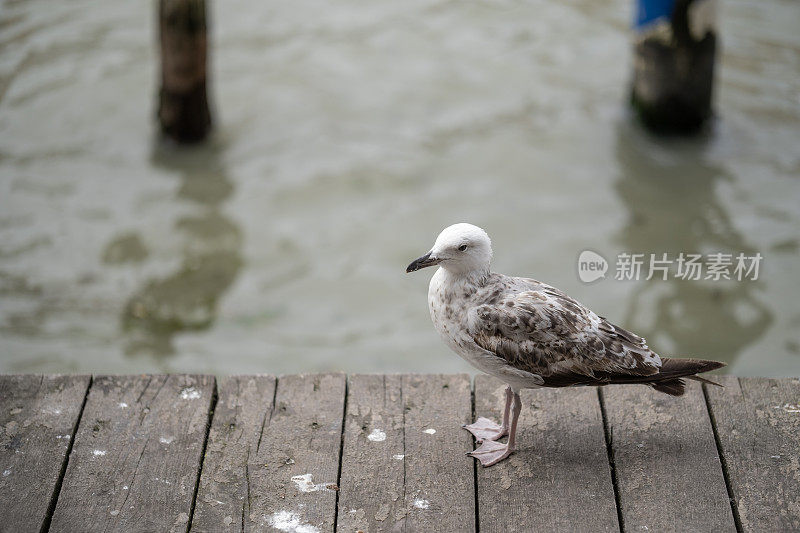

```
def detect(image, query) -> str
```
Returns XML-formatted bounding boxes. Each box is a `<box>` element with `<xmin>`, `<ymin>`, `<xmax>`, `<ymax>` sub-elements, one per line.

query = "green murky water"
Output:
<box><xmin>1</xmin><ymin>0</ymin><xmax>799</xmax><ymax>376</ymax></box>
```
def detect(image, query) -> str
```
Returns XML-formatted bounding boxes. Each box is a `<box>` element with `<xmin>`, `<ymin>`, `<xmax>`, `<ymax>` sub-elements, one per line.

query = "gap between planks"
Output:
<box><xmin>702</xmin><ymin>381</ymin><xmax>744</xmax><ymax>533</ymax></box>
<box><xmin>597</xmin><ymin>387</ymin><xmax>625</xmax><ymax>533</ymax></box>
<box><xmin>332</xmin><ymin>377</ymin><xmax>349</xmax><ymax>532</ymax></box>
<box><xmin>471</xmin><ymin>380</ymin><xmax>480</xmax><ymax>533</ymax></box>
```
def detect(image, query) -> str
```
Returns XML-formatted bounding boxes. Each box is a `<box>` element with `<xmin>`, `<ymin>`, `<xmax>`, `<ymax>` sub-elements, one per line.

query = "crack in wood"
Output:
<box><xmin>41</xmin><ymin>376</ymin><xmax>92</xmax><ymax>533</ymax></box>
<box><xmin>187</xmin><ymin>377</ymin><xmax>217</xmax><ymax>532</ymax></box>
<box><xmin>243</xmin><ymin>446</ymin><xmax>251</xmax><ymax>533</ymax></box>
<box><xmin>135</xmin><ymin>376</ymin><xmax>154</xmax><ymax>405</ymax></box>
<box><xmin>597</xmin><ymin>387</ymin><xmax>625</xmax><ymax>533</ymax></box>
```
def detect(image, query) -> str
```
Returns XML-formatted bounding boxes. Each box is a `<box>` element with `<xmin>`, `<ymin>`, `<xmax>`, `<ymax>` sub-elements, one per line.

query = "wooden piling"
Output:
<box><xmin>157</xmin><ymin>0</ymin><xmax>212</xmax><ymax>143</ymax></box>
<box><xmin>631</xmin><ymin>0</ymin><xmax>717</xmax><ymax>134</ymax></box>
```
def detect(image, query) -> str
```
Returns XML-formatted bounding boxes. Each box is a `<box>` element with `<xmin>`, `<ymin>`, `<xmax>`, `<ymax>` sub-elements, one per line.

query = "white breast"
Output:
<box><xmin>427</xmin><ymin>268</ymin><xmax>544</xmax><ymax>390</ymax></box>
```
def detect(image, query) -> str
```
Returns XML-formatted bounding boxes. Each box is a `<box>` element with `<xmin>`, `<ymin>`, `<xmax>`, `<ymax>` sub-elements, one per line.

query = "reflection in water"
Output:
<box><xmin>117</xmin><ymin>142</ymin><xmax>242</xmax><ymax>357</ymax></box>
<box><xmin>103</xmin><ymin>233</ymin><xmax>149</xmax><ymax>264</ymax></box>
<box><xmin>613</xmin><ymin>121</ymin><xmax>771</xmax><ymax>365</ymax></box>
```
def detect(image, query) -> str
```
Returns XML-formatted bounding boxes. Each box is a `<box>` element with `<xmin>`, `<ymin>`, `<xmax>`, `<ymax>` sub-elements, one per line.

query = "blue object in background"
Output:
<box><xmin>635</xmin><ymin>0</ymin><xmax>675</xmax><ymax>30</ymax></box>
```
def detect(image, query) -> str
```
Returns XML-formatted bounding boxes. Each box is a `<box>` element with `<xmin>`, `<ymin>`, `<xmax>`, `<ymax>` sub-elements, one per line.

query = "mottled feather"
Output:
<box><xmin>468</xmin><ymin>277</ymin><xmax>662</xmax><ymax>379</ymax></box>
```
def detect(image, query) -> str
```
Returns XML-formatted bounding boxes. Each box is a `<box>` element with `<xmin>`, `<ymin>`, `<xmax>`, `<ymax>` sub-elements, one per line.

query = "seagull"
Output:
<box><xmin>406</xmin><ymin>223</ymin><xmax>725</xmax><ymax>467</ymax></box>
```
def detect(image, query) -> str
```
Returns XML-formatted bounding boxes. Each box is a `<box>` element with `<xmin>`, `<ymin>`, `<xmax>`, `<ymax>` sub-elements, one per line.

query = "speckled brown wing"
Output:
<box><xmin>468</xmin><ymin>281</ymin><xmax>661</xmax><ymax>379</ymax></box>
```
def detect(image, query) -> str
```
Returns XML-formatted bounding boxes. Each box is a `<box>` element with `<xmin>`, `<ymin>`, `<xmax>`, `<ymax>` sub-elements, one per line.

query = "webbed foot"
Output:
<box><xmin>462</xmin><ymin>417</ymin><xmax>508</xmax><ymax>442</ymax></box>
<box><xmin>467</xmin><ymin>439</ymin><xmax>514</xmax><ymax>467</ymax></box>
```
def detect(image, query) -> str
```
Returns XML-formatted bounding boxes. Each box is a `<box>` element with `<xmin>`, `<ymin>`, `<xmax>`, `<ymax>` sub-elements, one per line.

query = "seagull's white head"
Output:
<box><xmin>406</xmin><ymin>223</ymin><xmax>493</xmax><ymax>276</ymax></box>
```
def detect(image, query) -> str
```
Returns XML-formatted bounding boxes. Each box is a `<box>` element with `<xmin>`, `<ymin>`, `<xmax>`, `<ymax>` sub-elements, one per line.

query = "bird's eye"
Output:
<box><xmin>458</xmin><ymin>244</ymin><xmax>468</xmax><ymax>252</ymax></box>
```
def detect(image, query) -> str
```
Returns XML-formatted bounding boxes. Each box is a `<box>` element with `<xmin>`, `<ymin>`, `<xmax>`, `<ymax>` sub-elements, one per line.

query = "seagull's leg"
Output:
<box><xmin>463</xmin><ymin>385</ymin><xmax>512</xmax><ymax>442</ymax></box>
<box><xmin>468</xmin><ymin>390</ymin><xmax>522</xmax><ymax>467</ymax></box>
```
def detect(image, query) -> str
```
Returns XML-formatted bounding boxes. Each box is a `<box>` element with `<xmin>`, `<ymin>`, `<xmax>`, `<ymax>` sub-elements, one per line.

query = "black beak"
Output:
<box><xmin>406</xmin><ymin>252</ymin><xmax>440</xmax><ymax>273</ymax></box>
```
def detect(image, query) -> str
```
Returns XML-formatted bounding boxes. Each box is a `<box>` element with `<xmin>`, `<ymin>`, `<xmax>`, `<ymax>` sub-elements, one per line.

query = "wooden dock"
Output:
<box><xmin>1</xmin><ymin>374</ymin><xmax>798</xmax><ymax>532</ymax></box>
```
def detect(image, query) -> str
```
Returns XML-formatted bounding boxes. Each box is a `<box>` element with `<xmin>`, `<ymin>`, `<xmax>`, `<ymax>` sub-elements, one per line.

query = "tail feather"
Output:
<box><xmin>598</xmin><ymin>357</ymin><xmax>726</xmax><ymax>396</ymax></box>
<box><xmin>647</xmin><ymin>357</ymin><xmax>726</xmax><ymax>396</ymax></box>
<box><xmin>687</xmin><ymin>375</ymin><xmax>723</xmax><ymax>387</ymax></box>
<box><xmin>542</xmin><ymin>357</ymin><xmax>726</xmax><ymax>396</ymax></box>
<box><xmin>651</xmin><ymin>379</ymin><xmax>686</xmax><ymax>396</ymax></box>
<box><xmin>659</xmin><ymin>357</ymin><xmax>726</xmax><ymax>376</ymax></box>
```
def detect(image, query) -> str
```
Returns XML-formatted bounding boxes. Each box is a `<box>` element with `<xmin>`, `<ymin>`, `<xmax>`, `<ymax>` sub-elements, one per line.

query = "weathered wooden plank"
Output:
<box><xmin>336</xmin><ymin>374</ymin><xmax>405</xmax><ymax>532</ymax></box>
<box><xmin>401</xmin><ymin>373</ymin><xmax>474</xmax><ymax>531</ymax></box>
<box><xmin>0</xmin><ymin>374</ymin><xmax>90</xmax><ymax>533</ymax></box>
<box><xmin>602</xmin><ymin>382</ymin><xmax>736</xmax><ymax>531</ymax></box>
<box><xmin>246</xmin><ymin>374</ymin><xmax>346</xmax><ymax>532</ymax></box>
<box><xmin>191</xmin><ymin>375</ymin><xmax>277</xmax><ymax>532</ymax></box>
<box><xmin>474</xmin><ymin>376</ymin><xmax>618</xmax><ymax>532</ymax></box>
<box><xmin>49</xmin><ymin>374</ymin><xmax>215</xmax><ymax>533</ymax></box>
<box><xmin>8</xmin><ymin>373</ymin><xmax>799</xmax><ymax>532</ymax></box>
<box><xmin>705</xmin><ymin>376</ymin><xmax>800</xmax><ymax>531</ymax></box>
